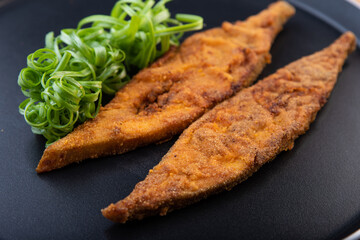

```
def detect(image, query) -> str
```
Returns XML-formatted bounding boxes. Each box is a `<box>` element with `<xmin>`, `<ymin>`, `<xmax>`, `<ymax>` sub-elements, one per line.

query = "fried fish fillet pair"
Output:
<box><xmin>33</xmin><ymin>1</ymin><xmax>356</xmax><ymax>223</ymax></box>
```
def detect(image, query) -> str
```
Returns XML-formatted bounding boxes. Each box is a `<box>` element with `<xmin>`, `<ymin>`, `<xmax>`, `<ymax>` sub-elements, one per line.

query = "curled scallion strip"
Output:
<box><xmin>18</xmin><ymin>0</ymin><xmax>203</xmax><ymax>146</ymax></box>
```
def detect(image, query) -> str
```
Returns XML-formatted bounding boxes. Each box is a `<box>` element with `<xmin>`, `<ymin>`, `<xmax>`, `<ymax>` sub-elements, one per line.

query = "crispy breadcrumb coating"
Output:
<box><xmin>37</xmin><ymin>1</ymin><xmax>295</xmax><ymax>173</ymax></box>
<box><xmin>102</xmin><ymin>32</ymin><xmax>356</xmax><ymax>223</ymax></box>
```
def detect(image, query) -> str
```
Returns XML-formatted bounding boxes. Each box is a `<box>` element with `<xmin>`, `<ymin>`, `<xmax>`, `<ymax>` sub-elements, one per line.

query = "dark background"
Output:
<box><xmin>0</xmin><ymin>0</ymin><xmax>360</xmax><ymax>239</ymax></box>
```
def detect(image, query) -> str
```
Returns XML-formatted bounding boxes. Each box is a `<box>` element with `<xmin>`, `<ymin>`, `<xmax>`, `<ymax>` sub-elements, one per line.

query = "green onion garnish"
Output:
<box><xmin>18</xmin><ymin>0</ymin><xmax>203</xmax><ymax>146</ymax></box>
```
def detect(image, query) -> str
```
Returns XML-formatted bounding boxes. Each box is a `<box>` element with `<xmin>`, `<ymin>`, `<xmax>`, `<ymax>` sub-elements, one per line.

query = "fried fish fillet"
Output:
<box><xmin>102</xmin><ymin>32</ymin><xmax>356</xmax><ymax>223</ymax></box>
<box><xmin>36</xmin><ymin>2</ymin><xmax>295</xmax><ymax>173</ymax></box>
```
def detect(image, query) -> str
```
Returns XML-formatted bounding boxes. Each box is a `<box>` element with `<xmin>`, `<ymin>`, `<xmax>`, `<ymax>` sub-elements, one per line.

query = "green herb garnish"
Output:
<box><xmin>18</xmin><ymin>0</ymin><xmax>203</xmax><ymax>146</ymax></box>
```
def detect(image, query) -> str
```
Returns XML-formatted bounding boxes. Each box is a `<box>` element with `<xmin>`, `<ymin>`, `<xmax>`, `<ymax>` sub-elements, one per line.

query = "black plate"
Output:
<box><xmin>1</xmin><ymin>0</ymin><xmax>359</xmax><ymax>239</ymax></box>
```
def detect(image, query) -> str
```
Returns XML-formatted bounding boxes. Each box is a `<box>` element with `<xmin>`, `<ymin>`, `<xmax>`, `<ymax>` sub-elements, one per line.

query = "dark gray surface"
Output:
<box><xmin>295</xmin><ymin>0</ymin><xmax>360</xmax><ymax>39</ymax></box>
<box><xmin>0</xmin><ymin>0</ymin><xmax>360</xmax><ymax>239</ymax></box>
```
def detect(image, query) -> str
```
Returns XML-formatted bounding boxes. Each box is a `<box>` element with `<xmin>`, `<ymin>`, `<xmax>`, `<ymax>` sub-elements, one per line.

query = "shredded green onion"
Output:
<box><xmin>18</xmin><ymin>0</ymin><xmax>203</xmax><ymax>146</ymax></box>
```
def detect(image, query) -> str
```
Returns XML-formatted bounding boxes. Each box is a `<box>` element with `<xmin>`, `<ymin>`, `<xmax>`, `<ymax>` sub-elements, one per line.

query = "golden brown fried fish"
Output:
<box><xmin>102</xmin><ymin>32</ymin><xmax>356</xmax><ymax>223</ymax></box>
<box><xmin>36</xmin><ymin>1</ymin><xmax>295</xmax><ymax>173</ymax></box>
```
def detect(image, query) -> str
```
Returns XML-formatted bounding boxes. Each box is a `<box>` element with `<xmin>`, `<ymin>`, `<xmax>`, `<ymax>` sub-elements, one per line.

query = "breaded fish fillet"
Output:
<box><xmin>102</xmin><ymin>32</ymin><xmax>356</xmax><ymax>223</ymax></box>
<box><xmin>36</xmin><ymin>2</ymin><xmax>295</xmax><ymax>173</ymax></box>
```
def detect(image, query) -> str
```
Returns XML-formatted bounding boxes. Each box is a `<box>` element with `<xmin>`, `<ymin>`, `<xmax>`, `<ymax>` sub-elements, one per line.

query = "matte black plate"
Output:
<box><xmin>1</xmin><ymin>0</ymin><xmax>359</xmax><ymax>239</ymax></box>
